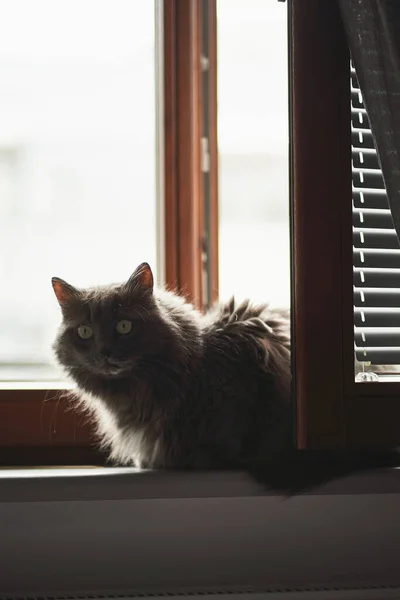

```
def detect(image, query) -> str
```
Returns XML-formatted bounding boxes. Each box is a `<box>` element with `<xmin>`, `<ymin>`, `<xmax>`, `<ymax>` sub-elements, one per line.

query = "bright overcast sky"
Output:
<box><xmin>0</xmin><ymin>0</ymin><xmax>288</xmax><ymax>154</ymax></box>
<box><xmin>0</xmin><ymin>0</ymin><xmax>153</xmax><ymax>57</ymax></box>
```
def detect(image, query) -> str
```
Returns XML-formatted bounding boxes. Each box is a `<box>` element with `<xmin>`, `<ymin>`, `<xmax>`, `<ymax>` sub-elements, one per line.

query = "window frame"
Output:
<box><xmin>163</xmin><ymin>0</ymin><xmax>219</xmax><ymax>307</ymax></box>
<box><xmin>291</xmin><ymin>0</ymin><xmax>400</xmax><ymax>450</ymax></box>
<box><xmin>0</xmin><ymin>0</ymin><xmax>218</xmax><ymax>466</ymax></box>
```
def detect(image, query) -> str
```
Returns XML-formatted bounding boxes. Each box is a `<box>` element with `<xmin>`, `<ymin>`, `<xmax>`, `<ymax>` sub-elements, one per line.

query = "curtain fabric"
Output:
<box><xmin>339</xmin><ymin>0</ymin><xmax>400</xmax><ymax>243</ymax></box>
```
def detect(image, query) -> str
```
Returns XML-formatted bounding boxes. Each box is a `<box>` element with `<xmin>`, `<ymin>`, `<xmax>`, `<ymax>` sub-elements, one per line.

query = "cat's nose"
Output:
<box><xmin>99</xmin><ymin>346</ymin><xmax>111</xmax><ymax>358</ymax></box>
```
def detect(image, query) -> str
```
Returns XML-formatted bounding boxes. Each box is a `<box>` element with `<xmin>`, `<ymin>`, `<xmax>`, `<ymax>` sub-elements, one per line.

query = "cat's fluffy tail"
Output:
<box><xmin>248</xmin><ymin>448</ymin><xmax>400</xmax><ymax>496</ymax></box>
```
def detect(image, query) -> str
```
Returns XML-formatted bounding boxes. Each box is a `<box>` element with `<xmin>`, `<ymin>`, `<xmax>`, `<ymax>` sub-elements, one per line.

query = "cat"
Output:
<box><xmin>51</xmin><ymin>262</ymin><xmax>400</xmax><ymax>495</ymax></box>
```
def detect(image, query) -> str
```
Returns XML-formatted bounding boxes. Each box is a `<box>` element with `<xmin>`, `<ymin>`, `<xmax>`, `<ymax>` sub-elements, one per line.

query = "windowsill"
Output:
<box><xmin>1</xmin><ymin>372</ymin><xmax>400</xmax><ymax>390</ymax></box>
<box><xmin>2</xmin><ymin>468</ymin><xmax>400</xmax><ymax>594</ymax></box>
<box><xmin>1</xmin><ymin>465</ymin><xmax>400</xmax><ymax>502</ymax></box>
<box><xmin>0</xmin><ymin>379</ymin><xmax>71</xmax><ymax>390</ymax></box>
<box><xmin>2</xmin><ymin>468</ymin><xmax>400</xmax><ymax>595</ymax></box>
<box><xmin>357</xmin><ymin>374</ymin><xmax>400</xmax><ymax>383</ymax></box>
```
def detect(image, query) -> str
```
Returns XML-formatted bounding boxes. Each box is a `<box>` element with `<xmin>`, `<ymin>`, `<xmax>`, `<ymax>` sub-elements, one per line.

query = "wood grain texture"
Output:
<box><xmin>346</xmin><ymin>395</ymin><xmax>400</xmax><ymax>447</ymax></box>
<box><xmin>206</xmin><ymin>0</ymin><xmax>219</xmax><ymax>304</ymax></box>
<box><xmin>163</xmin><ymin>0</ymin><xmax>179</xmax><ymax>290</ymax></box>
<box><xmin>0</xmin><ymin>389</ymin><xmax>104</xmax><ymax>465</ymax></box>
<box><xmin>163</xmin><ymin>0</ymin><xmax>205</xmax><ymax>307</ymax></box>
<box><xmin>291</xmin><ymin>0</ymin><xmax>351</xmax><ymax>448</ymax></box>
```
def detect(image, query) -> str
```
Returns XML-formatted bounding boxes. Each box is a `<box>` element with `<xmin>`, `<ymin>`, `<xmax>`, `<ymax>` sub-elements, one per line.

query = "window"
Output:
<box><xmin>0</xmin><ymin>0</ymin><xmax>157</xmax><ymax>383</ymax></box>
<box><xmin>291</xmin><ymin>0</ymin><xmax>400</xmax><ymax>449</ymax></box>
<box><xmin>2</xmin><ymin>0</ymin><xmax>399</xmax><ymax>468</ymax></box>
<box><xmin>1</xmin><ymin>0</ymin><xmax>217</xmax><ymax>466</ymax></box>
<box><xmin>217</xmin><ymin>0</ymin><xmax>289</xmax><ymax>307</ymax></box>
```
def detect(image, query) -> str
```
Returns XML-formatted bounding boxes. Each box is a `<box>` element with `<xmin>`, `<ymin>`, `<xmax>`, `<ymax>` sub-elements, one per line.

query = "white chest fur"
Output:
<box><xmin>80</xmin><ymin>390</ymin><xmax>160</xmax><ymax>468</ymax></box>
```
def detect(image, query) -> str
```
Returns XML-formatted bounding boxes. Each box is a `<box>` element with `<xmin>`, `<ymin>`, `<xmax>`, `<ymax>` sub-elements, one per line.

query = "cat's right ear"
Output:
<box><xmin>51</xmin><ymin>277</ymin><xmax>80</xmax><ymax>308</ymax></box>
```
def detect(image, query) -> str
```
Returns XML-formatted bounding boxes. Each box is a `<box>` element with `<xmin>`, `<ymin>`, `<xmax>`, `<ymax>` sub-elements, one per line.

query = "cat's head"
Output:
<box><xmin>51</xmin><ymin>262</ymin><xmax>166</xmax><ymax>378</ymax></box>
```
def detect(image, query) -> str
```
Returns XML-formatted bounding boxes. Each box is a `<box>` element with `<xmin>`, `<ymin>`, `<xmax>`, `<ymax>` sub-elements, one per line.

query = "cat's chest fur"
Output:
<box><xmin>78</xmin><ymin>382</ymin><xmax>172</xmax><ymax>468</ymax></box>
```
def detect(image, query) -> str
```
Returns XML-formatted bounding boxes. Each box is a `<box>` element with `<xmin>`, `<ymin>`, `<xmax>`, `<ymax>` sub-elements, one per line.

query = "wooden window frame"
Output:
<box><xmin>291</xmin><ymin>0</ymin><xmax>400</xmax><ymax>450</ymax></box>
<box><xmin>0</xmin><ymin>0</ymin><xmax>218</xmax><ymax>466</ymax></box>
<box><xmin>163</xmin><ymin>0</ymin><xmax>218</xmax><ymax>308</ymax></box>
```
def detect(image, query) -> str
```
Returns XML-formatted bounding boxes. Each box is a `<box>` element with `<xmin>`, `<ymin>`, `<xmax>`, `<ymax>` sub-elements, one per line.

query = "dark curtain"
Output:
<box><xmin>339</xmin><ymin>0</ymin><xmax>400</xmax><ymax>242</ymax></box>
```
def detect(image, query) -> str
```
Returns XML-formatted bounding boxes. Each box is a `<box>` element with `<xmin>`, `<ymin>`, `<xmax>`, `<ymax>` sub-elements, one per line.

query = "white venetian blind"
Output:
<box><xmin>352</xmin><ymin>63</ymin><xmax>400</xmax><ymax>366</ymax></box>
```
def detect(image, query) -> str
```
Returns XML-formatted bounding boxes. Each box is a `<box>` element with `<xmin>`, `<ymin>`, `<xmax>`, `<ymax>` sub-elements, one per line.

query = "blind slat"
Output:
<box><xmin>352</xmin><ymin>129</ymin><xmax>375</xmax><ymax>150</ymax></box>
<box><xmin>351</xmin><ymin>110</ymin><xmax>370</xmax><ymax>130</ymax></box>
<box><xmin>355</xmin><ymin>330</ymin><xmax>400</xmax><ymax>346</ymax></box>
<box><xmin>354</xmin><ymin>308</ymin><xmax>400</xmax><ymax>327</ymax></box>
<box><xmin>354</xmin><ymin>289</ymin><xmax>400</xmax><ymax>307</ymax></box>
<box><xmin>353</xmin><ymin>249</ymin><xmax>400</xmax><ymax>268</ymax></box>
<box><xmin>352</xmin><ymin>209</ymin><xmax>393</xmax><ymax>229</ymax></box>
<box><xmin>353</xmin><ymin>190</ymin><xmax>388</xmax><ymax>209</ymax></box>
<box><xmin>352</xmin><ymin>148</ymin><xmax>380</xmax><ymax>170</ymax></box>
<box><xmin>353</xmin><ymin>170</ymin><xmax>385</xmax><ymax>189</ymax></box>
<box><xmin>353</xmin><ymin>229</ymin><xmax>400</xmax><ymax>249</ymax></box>
<box><xmin>351</xmin><ymin>89</ymin><xmax>363</xmax><ymax>109</ymax></box>
<box><xmin>355</xmin><ymin>348</ymin><xmax>400</xmax><ymax>364</ymax></box>
<box><xmin>353</xmin><ymin>268</ymin><xmax>400</xmax><ymax>287</ymax></box>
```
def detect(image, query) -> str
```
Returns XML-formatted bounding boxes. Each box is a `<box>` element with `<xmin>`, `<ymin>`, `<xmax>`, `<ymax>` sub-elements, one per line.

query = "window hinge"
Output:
<box><xmin>201</xmin><ymin>137</ymin><xmax>210</xmax><ymax>173</ymax></box>
<box><xmin>201</xmin><ymin>55</ymin><xmax>209</xmax><ymax>71</ymax></box>
<box><xmin>201</xmin><ymin>234</ymin><xmax>209</xmax><ymax>309</ymax></box>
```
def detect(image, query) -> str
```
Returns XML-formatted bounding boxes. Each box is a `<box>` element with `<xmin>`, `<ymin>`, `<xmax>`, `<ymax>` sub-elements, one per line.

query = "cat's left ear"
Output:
<box><xmin>127</xmin><ymin>262</ymin><xmax>154</xmax><ymax>293</ymax></box>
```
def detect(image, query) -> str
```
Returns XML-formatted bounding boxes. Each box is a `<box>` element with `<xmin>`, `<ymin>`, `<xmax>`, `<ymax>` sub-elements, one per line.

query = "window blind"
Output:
<box><xmin>352</xmin><ymin>65</ymin><xmax>400</xmax><ymax>367</ymax></box>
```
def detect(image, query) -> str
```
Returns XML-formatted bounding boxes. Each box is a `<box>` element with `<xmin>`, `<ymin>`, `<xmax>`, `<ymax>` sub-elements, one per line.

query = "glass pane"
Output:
<box><xmin>217</xmin><ymin>0</ymin><xmax>289</xmax><ymax>308</ymax></box>
<box><xmin>0</xmin><ymin>0</ymin><xmax>157</xmax><ymax>381</ymax></box>
<box><xmin>351</xmin><ymin>65</ymin><xmax>400</xmax><ymax>382</ymax></box>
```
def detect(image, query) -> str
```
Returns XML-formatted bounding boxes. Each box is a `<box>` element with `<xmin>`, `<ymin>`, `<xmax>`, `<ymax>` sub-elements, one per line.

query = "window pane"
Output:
<box><xmin>351</xmin><ymin>65</ymin><xmax>400</xmax><ymax>381</ymax></box>
<box><xmin>0</xmin><ymin>0</ymin><xmax>156</xmax><ymax>381</ymax></box>
<box><xmin>217</xmin><ymin>0</ymin><xmax>289</xmax><ymax>308</ymax></box>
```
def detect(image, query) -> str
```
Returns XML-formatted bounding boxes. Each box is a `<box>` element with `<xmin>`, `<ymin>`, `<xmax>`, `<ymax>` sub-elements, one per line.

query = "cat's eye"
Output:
<box><xmin>116</xmin><ymin>319</ymin><xmax>132</xmax><ymax>335</ymax></box>
<box><xmin>77</xmin><ymin>325</ymin><xmax>93</xmax><ymax>340</ymax></box>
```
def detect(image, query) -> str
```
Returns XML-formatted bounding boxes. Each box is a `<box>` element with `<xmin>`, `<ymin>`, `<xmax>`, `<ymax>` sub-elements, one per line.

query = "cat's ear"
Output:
<box><xmin>126</xmin><ymin>262</ymin><xmax>154</xmax><ymax>293</ymax></box>
<box><xmin>51</xmin><ymin>277</ymin><xmax>80</xmax><ymax>308</ymax></box>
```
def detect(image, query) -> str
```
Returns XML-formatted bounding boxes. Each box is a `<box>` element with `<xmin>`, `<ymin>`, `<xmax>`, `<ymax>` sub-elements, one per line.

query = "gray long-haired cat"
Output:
<box><xmin>52</xmin><ymin>262</ymin><xmax>400</xmax><ymax>495</ymax></box>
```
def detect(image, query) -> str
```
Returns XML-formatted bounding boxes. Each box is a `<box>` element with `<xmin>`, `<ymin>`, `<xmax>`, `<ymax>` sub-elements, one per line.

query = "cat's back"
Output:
<box><xmin>204</xmin><ymin>297</ymin><xmax>290</xmax><ymax>350</ymax></box>
<box><xmin>198</xmin><ymin>297</ymin><xmax>291</xmax><ymax>409</ymax></box>
<box><xmin>177</xmin><ymin>298</ymin><xmax>291</xmax><ymax>467</ymax></box>
<box><xmin>194</xmin><ymin>297</ymin><xmax>289</xmax><ymax>404</ymax></box>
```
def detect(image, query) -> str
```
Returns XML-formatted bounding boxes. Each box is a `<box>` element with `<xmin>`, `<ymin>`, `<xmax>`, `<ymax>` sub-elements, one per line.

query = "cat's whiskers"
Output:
<box><xmin>40</xmin><ymin>388</ymin><xmax>63</xmax><ymax>437</ymax></box>
<box><xmin>134</xmin><ymin>304</ymin><xmax>152</xmax><ymax>320</ymax></box>
<box><xmin>141</xmin><ymin>357</ymin><xmax>181</xmax><ymax>376</ymax></box>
